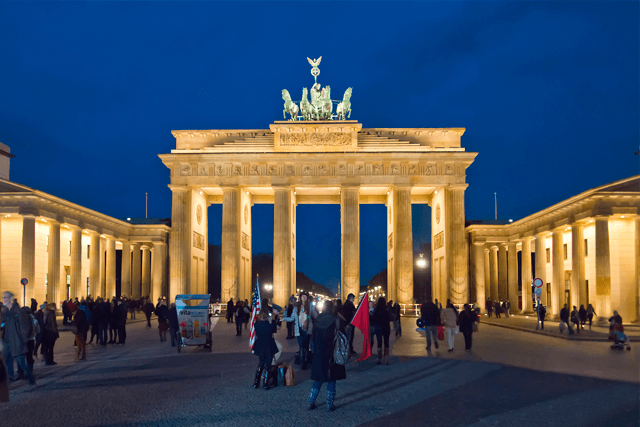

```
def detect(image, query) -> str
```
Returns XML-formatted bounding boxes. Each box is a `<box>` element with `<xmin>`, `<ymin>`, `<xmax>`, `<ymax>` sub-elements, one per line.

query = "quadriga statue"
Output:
<box><xmin>336</xmin><ymin>87</ymin><xmax>352</xmax><ymax>120</ymax></box>
<box><xmin>282</xmin><ymin>89</ymin><xmax>299</xmax><ymax>121</ymax></box>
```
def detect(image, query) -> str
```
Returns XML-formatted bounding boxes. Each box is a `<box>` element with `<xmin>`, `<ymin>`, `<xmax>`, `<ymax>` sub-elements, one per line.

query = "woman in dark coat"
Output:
<box><xmin>252</xmin><ymin>309</ymin><xmax>277</xmax><ymax>390</ymax></box>
<box><xmin>578</xmin><ymin>305</ymin><xmax>587</xmax><ymax>330</ymax></box>
<box><xmin>234</xmin><ymin>301</ymin><xmax>244</xmax><ymax>336</ymax></box>
<box><xmin>371</xmin><ymin>297</ymin><xmax>391</xmax><ymax>365</ymax></box>
<box><xmin>308</xmin><ymin>300</ymin><xmax>345</xmax><ymax>412</ymax></box>
<box><xmin>458</xmin><ymin>304</ymin><xmax>478</xmax><ymax>351</ymax></box>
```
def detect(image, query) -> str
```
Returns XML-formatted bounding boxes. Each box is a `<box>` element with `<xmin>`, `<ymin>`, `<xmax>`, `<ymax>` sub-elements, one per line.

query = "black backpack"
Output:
<box><xmin>333</xmin><ymin>330</ymin><xmax>349</xmax><ymax>365</ymax></box>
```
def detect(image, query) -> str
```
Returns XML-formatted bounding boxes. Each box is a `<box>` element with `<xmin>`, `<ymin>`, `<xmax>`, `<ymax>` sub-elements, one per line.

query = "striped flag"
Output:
<box><xmin>249</xmin><ymin>274</ymin><xmax>261</xmax><ymax>350</ymax></box>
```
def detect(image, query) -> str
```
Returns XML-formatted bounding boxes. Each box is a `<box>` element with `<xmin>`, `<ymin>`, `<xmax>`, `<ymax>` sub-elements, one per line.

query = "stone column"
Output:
<box><xmin>498</xmin><ymin>244</ymin><xmax>507</xmax><ymax>301</ymax></box>
<box><xmin>141</xmin><ymin>246</ymin><xmax>151</xmax><ymax>298</ymax></box>
<box><xmin>169</xmin><ymin>185</ymin><xmax>190</xmax><ymax>299</ymax></box>
<box><xmin>507</xmin><ymin>242</ymin><xmax>518</xmax><ymax>313</ymax></box>
<box><xmin>571</xmin><ymin>223</ymin><xmax>586</xmax><ymax>308</ymax></box>
<box><xmin>152</xmin><ymin>242</ymin><xmax>167</xmax><ymax>301</ymax></box>
<box><xmin>89</xmin><ymin>232</ymin><xmax>100</xmax><ymax>299</ymax></box>
<box><xmin>551</xmin><ymin>229</ymin><xmax>564</xmax><ymax>317</ymax></box>
<box><xmin>105</xmin><ymin>237</ymin><xmax>116</xmax><ymax>299</ymax></box>
<box><xmin>131</xmin><ymin>243</ymin><xmax>141</xmax><ymax>298</ymax></box>
<box><xmin>273</xmin><ymin>186</ymin><xmax>293</xmax><ymax>307</ymax></box>
<box><xmin>635</xmin><ymin>218</ymin><xmax>640</xmax><ymax>323</ymax></box>
<box><xmin>520</xmin><ymin>237</ymin><xmax>533</xmax><ymax>313</ymax></box>
<box><xmin>445</xmin><ymin>186</ymin><xmax>467</xmax><ymax>304</ymax></box>
<box><xmin>534</xmin><ymin>233</ymin><xmax>547</xmax><ymax>307</ymax></box>
<box><xmin>99</xmin><ymin>237</ymin><xmax>106</xmax><ymax>298</ymax></box>
<box><xmin>395</xmin><ymin>187</ymin><xmax>414</xmax><ymax>304</ymax></box>
<box><xmin>595</xmin><ymin>217</ymin><xmax>611</xmax><ymax>317</ymax></box>
<box><xmin>47</xmin><ymin>221</ymin><xmax>61</xmax><ymax>304</ymax></box>
<box><xmin>20</xmin><ymin>215</ymin><xmax>36</xmax><ymax>306</ymax></box>
<box><xmin>121</xmin><ymin>241</ymin><xmax>131</xmax><ymax>298</ymax></box>
<box><xmin>472</xmin><ymin>242</ymin><xmax>485</xmax><ymax>312</ymax></box>
<box><xmin>483</xmin><ymin>248</ymin><xmax>490</xmax><ymax>301</ymax></box>
<box><xmin>70</xmin><ymin>227</ymin><xmax>82</xmax><ymax>300</ymax></box>
<box><xmin>489</xmin><ymin>246</ymin><xmax>498</xmax><ymax>303</ymax></box>
<box><xmin>222</xmin><ymin>186</ymin><xmax>240</xmax><ymax>302</ymax></box>
<box><xmin>341</xmin><ymin>186</ymin><xmax>360</xmax><ymax>303</ymax></box>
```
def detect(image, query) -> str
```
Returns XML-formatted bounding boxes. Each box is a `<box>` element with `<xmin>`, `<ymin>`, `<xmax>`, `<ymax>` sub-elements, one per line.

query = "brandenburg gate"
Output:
<box><xmin>159</xmin><ymin>59</ymin><xmax>477</xmax><ymax>307</ymax></box>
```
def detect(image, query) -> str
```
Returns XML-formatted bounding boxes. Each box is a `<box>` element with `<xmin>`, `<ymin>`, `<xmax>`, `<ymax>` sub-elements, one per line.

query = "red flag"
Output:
<box><xmin>350</xmin><ymin>292</ymin><xmax>371</xmax><ymax>362</ymax></box>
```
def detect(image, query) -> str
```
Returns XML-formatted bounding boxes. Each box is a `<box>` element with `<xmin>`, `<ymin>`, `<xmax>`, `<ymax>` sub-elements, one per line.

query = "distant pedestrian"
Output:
<box><xmin>371</xmin><ymin>297</ymin><xmax>391</xmax><ymax>365</ymax></box>
<box><xmin>560</xmin><ymin>304</ymin><xmax>573</xmax><ymax>335</ymax></box>
<box><xmin>234</xmin><ymin>301</ymin><xmax>244</xmax><ymax>336</ymax></box>
<box><xmin>340</xmin><ymin>293</ymin><xmax>356</xmax><ymax>356</ymax></box>
<box><xmin>586</xmin><ymin>304</ymin><xmax>596</xmax><ymax>329</ymax></box>
<box><xmin>143</xmin><ymin>299</ymin><xmax>154</xmax><ymax>328</ymax></box>
<box><xmin>2</xmin><ymin>291</ymin><xmax>37</xmax><ymax>391</ymax></box>
<box><xmin>495</xmin><ymin>301</ymin><xmax>501</xmax><ymax>318</ymax></box>
<box><xmin>285</xmin><ymin>296</ymin><xmax>296</xmax><ymax>339</ymax></box>
<box><xmin>307</xmin><ymin>300</ymin><xmax>345</xmax><ymax>412</ymax></box>
<box><xmin>536</xmin><ymin>304</ymin><xmax>546</xmax><ymax>330</ymax></box>
<box><xmin>578</xmin><ymin>305</ymin><xmax>587</xmax><ymax>330</ymax></box>
<box><xmin>33</xmin><ymin>304</ymin><xmax>45</xmax><ymax>357</ymax></box>
<box><xmin>506</xmin><ymin>301</ymin><xmax>511</xmax><ymax>317</ymax></box>
<box><xmin>368</xmin><ymin>300</ymin><xmax>377</xmax><ymax>349</ymax></box>
<box><xmin>226</xmin><ymin>298</ymin><xmax>235</xmax><ymax>323</ymax></box>
<box><xmin>392</xmin><ymin>302</ymin><xmax>402</xmax><ymax>338</ymax></box>
<box><xmin>41</xmin><ymin>303</ymin><xmax>59</xmax><ymax>365</ymax></box>
<box><xmin>442</xmin><ymin>303</ymin><xmax>458</xmax><ymax>352</ymax></box>
<box><xmin>571</xmin><ymin>306</ymin><xmax>580</xmax><ymax>334</ymax></box>
<box><xmin>486</xmin><ymin>299</ymin><xmax>493</xmax><ymax>318</ymax></box>
<box><xmin>156</xmin><ymin>300</ymin><xmax>169</xmax><ymax>342</ymax></box>
<box><xmin>168</xmin><ymin>303</ymin><xmax>180</xmax><ymax>347</ymax></box>
<box><xmin>243</xmin><ymin>299</ymin><xmax>250</xmax><ymax>329</ymax></box>
<box><xmin>71</xmin><ymin>304</ymin><xmax>88</xmax><ymax>360</ymax></box>
<box><xmin>420</xmin><ymin>298</ymin><xmax>440</xmax><ymax>351</ymax></box>
<box><xmin>115</xmin><ymin>299</ymin><xmax>127</xmax><ymax>344</ymax></box>
<box><xmin>458</xmin><ymin>304</ymin><xmax>478</xmax><ymax>351</ymax></box>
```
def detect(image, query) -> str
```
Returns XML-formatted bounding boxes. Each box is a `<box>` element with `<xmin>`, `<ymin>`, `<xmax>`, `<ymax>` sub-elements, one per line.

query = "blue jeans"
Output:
<box><xmin>313</xmin><ymin>380</ymin><xmax>336</xmax><ymax>393</ymax></box>
<box><xmin>6</xmin><ymin>353</ymin><xmax>35</xmax><ymax>385</ymax></box>
<box><xmin>425</xmin><ymin>325</ymin><xmax>437</xmax><ymax>349</ymax></box>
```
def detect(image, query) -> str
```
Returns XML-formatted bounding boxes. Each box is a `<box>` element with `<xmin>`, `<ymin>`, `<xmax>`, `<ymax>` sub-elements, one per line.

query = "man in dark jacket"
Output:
<box><xmin>114</xmin><ymin>299</ymin><xmax>127</xmax><ymax>344</ymax></box>
<box><xmin>560</xmin><ymin>303</ymin><xmax>573</xmax><ymax>335</ymax></box>
<box><xmin>420</xmin><ymin>298</ymin><xmax>441</xmax><ymax>350</ymax></box>
<box><xmin>340</xmin><ymin>293</ymin><xmax>356</xmax><ymax>354</ymax></box>
<box><xmin>1</xmin><ymin>292</ymin><xmax>36</xmax><ymax>388</ymax></box>
<box><xmin>71</xmin><ymin>303</ymin><xmax>89</xmax><ymax>360</ymax></box>
<box><xmin>143</xmin><ymin>299</ymin><xmax>155</xmax><ymax>328</ymax></box>
<box><xmin>168</xmin><ymin>303</ymin><xmax>180</xmax><ymax>347</ymax></box>
<box><xmin>97</xmin><ymin>298</ymin><xmax>111</xmax><ymax>345</ymax></box>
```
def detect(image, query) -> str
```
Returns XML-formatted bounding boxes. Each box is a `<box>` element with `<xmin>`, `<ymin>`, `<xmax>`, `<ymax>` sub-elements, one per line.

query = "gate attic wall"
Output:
<box><xmin>160</xmin><ymin>122</ymin><xmax>476</xmax><ymax>307</ymax></box>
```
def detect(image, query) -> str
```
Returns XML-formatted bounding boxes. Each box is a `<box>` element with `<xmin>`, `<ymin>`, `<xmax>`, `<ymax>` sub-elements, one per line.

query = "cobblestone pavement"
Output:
<box><xmin>1</xmin><ymin>317</ymin><xmax>638</xmax><ymax>427</ymax></box>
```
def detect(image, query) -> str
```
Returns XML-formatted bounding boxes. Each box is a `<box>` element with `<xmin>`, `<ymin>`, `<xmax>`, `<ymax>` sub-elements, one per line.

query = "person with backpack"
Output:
<box><xmin>307</xmin><ymin>300</ymin><xmax>345</xmax><ymax>412</ymax></box>
<box><xmin>16</xmin><ymin>304</ymin><xmax>37</xmax><ymax>381</ymax></box>
<box><xmin>371</xmin><ymin>297</ymin><xmax>391</xmax><ymax>365</ymax></box>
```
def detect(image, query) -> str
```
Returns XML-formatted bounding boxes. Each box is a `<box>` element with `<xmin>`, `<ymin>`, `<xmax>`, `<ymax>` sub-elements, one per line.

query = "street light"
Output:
<box><xmin>264</xmin><ymin>284</ymin><xmax>273</xmax><ymax>291</ymax></box>
<box><xmin>416</xmin><ymin>254</ymin><xmax>428</xmax><ymax>268</ymax></box>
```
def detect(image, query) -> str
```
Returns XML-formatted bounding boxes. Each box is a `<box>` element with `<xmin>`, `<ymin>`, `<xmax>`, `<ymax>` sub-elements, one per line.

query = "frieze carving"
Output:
<box><xmin>391</xmin><ymin>164</ymin><xmax>401</xmax><ymax>175</ymax></box>
<box><xmin>425</xmin><ymin>165</ymin><xmax>436</xmax><ymax>175</ymax></box>
<box><xmin>388</xmin><ymin>233</ymin><xmax>393</xmax><ymax>251</ymax></box>
<box><xmin>268</xmin><ymin>165</ymin><xmax>277</xmax><ymax>175</ymax></box>
<box><xmin>233</xmin><ymin>166</ymin><xmax>242</xmax><ymax>176</ymax></box>
<box><xmin>285</xmin><ymin>165</ymin><xmax>295</xmax><ymax>175</ymax></box>
<box><xmin>280</xmin><ymin>132</ymin><xmax>351</xmax><ymax>146</ymax></box>
<box><xmin>445</xmin><ymin>165</ymin><xmax>454</xmax><ymax>175</ymax></box>
<box><xmin>198</xmin><ymin>165</ymin><xmax>207</xmax><ymax>176</ymax></box>
<box><xmin>434</xmin><ymin>231</ymin><xmax>444</xmax><ymax>250</ymax></box>
<box><xmin>193</xmin><ymin>231</ymin><xmax>205</xmax><ymax>250</ymax></box>
<box><xmin>318</xmin><ymin>165</ymin><xmax>329</xmax><ymax>175</ymax></box>
<box><xmin>409</xmin><ymin>164</ymin><xmax>419</xmax><ymax>175</ymax></box>
<box><xmin>250</xmin><ymin>165</ymin><xmax>260</xmax><ymax>175</ymax></box>
<box><xmin>242</xmin><ymin>232</ymin><xmax>249</xmax><ymax>250</ymax></box>
<box><xmin>338</xmin><ymin>164</ymin><xmax>347</xmax><ymax>174</ymax></box>
<box><xmin>303</xmin><ymin>165</ymin><xmax>313</xmax><ymax>175</ymax></box>
<box><xmin>372</xmin><ymin>164</ymin><xmax>382</xmax><ymax>175</ymax></box>
<box><xmin>355</xmin><ymin>164</ymin><xmax>365</xmax><ymax>175</ymax></box>
<box><xmin>181</xmin><ymin>164</ymin><xmax>191</xmax><ymax>176</ymax></box>
<box><xmin>215</xmin><ymin>165</ymin><xmax>225</xmax><ymax>175</ymax></box>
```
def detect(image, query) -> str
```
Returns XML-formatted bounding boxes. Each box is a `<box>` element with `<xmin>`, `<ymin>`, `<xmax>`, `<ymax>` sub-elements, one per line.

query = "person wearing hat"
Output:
<box><xmin>281</xmin><ymin>291</ymin><xmax>312</xmax><ymax>370</ymax></box>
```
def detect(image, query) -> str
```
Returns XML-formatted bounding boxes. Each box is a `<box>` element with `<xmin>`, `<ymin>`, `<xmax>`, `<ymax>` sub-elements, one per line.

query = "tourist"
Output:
<box><xmin>560</xmin><ymin>304</ymin><xmax>573</xmax><ymax>335</ymax></box>
<box><xmin>340</xmin><ymin>293</ymin><xmax>356</xmax><ymax>355</ymax></box>
<box><xmin>571</xmin><ymin>306</ymin><xmax>580</xmax><ymax>334</ymax></box>
<box><xmin>19</xmin><ymin>305</ymin><xmax>37</xmax><ymax>379</ymax></box>
<box><xmin>128</xmin><ymin>298</ymin><xmax>137</xmax><ymax>320</ymax></box>
<box><xmin>536</xmin><ymin>303</ymin><xmax>546</xmax><ymax>330</ymax></box>
<box><xmin>156</xmin><ymin>300</ymin><xmax>169</xmax><ymax>342</ymax></box>
<box><xmin>368</xmin><ymin>300</ymin><xmax>376</xmax><ymax>350</ymax></box>
<box><xmin>243</xmin><ymin>299</ymin><xmax>250</xmax><ymax>329</ymax></box>
<box><xmin>226</xmin><ymin>298</ymin><xmax>235</xmax><ymax>323</ymax></box>
<box><xmin>108</xmin><ymin>298</ymin><xmax>119</xmax><ymax>344</ymax></box>
<box><xmin>234</xmin><ymin>300</ymin><xmax>244</xmax><ymax>336</ymax></box>
<box><xmin>1</xmin><ymin>292</ymin><xmax>36</xmax><ymax>391</ymax></box>
<box><xmin>98</xmin><ymin>297</ymin><xmax>111</xmax><ymax>345</ymax></box>
<box><xmin>420</xmin><ymin>298</ymin><xmax>440</xmax><ymax>351</ymax></box>
<box><xmin>578</xmin><ymin>304</ymin><xmax>587</xmax><ymax>330</ymax></box>
<box><xmin>87</xmin><ymin>301</ymin><xmax>99</xmax><ymax>344</ymax></box>
<box><xmin>42</xmin><ymin>303</ymin><xmax>59</xmax><ymax>365</ymax></box>
<box><xmin>285</xmin><ymin>296</ymin><xmax>296</xmax><ymax>339</ymax></box>
<box><xmin>62</xmin><ymin>300</ymin><xmax>71</xmax><ymax>325</ymax></box>
<box><xmin>458</xmin><ymin>304</ymin><xmax>478</xmax><ymax>351</ymax></box>
<box><xmin>307</xmin><ymin>300</ymin><xmax>345</xmax><ymax>412</ymax></box>
<box><xmin>495</xmin><ymin>301</ymin><xmax>501</xmax><ymax>318</ymax></box>
<box><xmin>487</xmin><ymin>299</ymin><xmax>493</xmax><ymax>318</ymax></box>
<box><xmin>33</xmin><ymin>303</ymin><xmax>45</xmax><ymax>357</ymax></box>
<box><xmin>442</xmin><ymin>302</ymin><xmax>458</xmax><ymax>352</ymax></box>
<box><xmin>608</xmin><ymin>311</ymin><xmax>623</xmax><ymax>340</ymax></box>
<box><xmin>392</xmin><ymin>301</ymin><xmax>402</xmax><ymax>338</ymax></box>
<box><xmin>587</xmin><ymin>304</ymin><xmax>597</xmax><ymax>329</ymax></box>
<box><xmin>114</xmin><ymin>299</ymin><xmax>127</xmax><ymax>344</ymax></box>
<box><xmin>252</xmin><ymin>308</ymin><xmax>277</xmax><ymax>390</ymax></box>
<box><xmin>143</xmin><ymin>298</ymin><xmax>154</xmax><ymax>328</ymax></box>
<box><xmin>506</xmin><ymin>301</ymin><xmax>511</xmax><ymax>317</ymax></box>
<box><xmin>371</xmin><ymin>297</ymin><xmax>391</xmax><ymax>365</ymax></box>
<box><xmin>71</xmin><ymin>303</ymin><xmax>88</xmax><ymax>360</ymax></box>
<box><xmin>168</xmin><ymin>303</ymin><xmax>180</xmax><ymax>347</ymax></box>
<box><xmin>281</xmin><ymin>291</ymin><xmax>312</xmax><ymax>370</ymax></box>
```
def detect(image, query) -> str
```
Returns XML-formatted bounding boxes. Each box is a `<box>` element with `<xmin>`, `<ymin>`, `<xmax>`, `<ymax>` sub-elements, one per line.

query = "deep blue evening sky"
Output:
<box><xmin>1</xmin><ymin>2</ymin><xmax>637</xmax><ymax>293</ymax></box>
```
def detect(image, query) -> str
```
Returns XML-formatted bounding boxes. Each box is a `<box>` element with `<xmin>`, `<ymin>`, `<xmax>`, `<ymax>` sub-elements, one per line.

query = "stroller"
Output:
<box><xmin>610</xmin><ymin>324</ymin><xmax>631</xmax><ymax>351</ymax></box>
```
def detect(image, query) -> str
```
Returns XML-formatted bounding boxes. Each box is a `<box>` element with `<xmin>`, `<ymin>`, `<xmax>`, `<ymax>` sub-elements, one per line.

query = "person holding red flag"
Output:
<box><xmin>349</xmin><ymin>292</ymin><xmax>371</xmax><ymax>362</ymax></box>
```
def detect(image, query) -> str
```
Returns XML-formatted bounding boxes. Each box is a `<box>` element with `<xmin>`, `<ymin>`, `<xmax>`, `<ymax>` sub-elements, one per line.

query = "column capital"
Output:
<box><xmin>168</xmin><ymin>184</ymin><xmax>189</xmax><ymax>193</ymax></box>
<box><xmin>472</xmin><ymin>240</ymin><xmax>487</xmax><ymax>246</ymax></box>
<box><xmin>272</xmin><ymin>185</ymin><xmax>292</xmax><ymax>191</ymax></box>
<box><xmin>490</xmin><ymin>245</ymin><xmax>499</xmax><ymax>251</ymax></box>
<box><xmin>518</xmin><ymin>235</ymin><xmax>535</xmax><ymax>242</ymax></box>
<box><xmin>341</xmin><ymin>184</ymin><xmax>360</xmax><ymax>190</ymax></box>
<box><xmin>483</xmin><ymin>247</ymin><xmax>490</xmax><ymax>253</ymax></box>
<box><xmin>447</xmin><ymin>184</ymin><xmax>469</xmax><ymax>191</ymax></box>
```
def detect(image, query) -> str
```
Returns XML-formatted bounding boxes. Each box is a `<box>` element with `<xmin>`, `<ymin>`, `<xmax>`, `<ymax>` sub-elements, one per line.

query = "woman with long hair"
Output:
<box><xmin>252</xmin><ymin>309</ymin><xmax>277</xmax><ymax>390</ymax></box>
<box><xmin>371</xmin><ymin>297</ymin><xmax>391</xmax><ymax>365</ymax></box>
<box><xmin>281</xmin><ymin>291</ymin><xmax>312</xmax><ymax>370</ymax></box>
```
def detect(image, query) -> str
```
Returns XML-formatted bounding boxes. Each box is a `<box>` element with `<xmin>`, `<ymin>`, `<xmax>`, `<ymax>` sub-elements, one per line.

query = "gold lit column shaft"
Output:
<box><xmin>498</xmin><ymin>244</ymin><xmax>507</xmax><ymax>302</ymax></box>
<box><xmin>534</xmin><ymin>233</ymin><xmax>547</xmax><ymax>308</ymax></box>
<box><xmin>445</xmin><ymin>186</ymin><xmax>467</xmax><ymax>304</ymax></box>
<box><xmin>595</xmin><ymin>217</ymin><xmax>611</xmax><ymax>318</ymax></box>
<box><xmin>141</xmin><ymin>246</ymin><xmax>151</xmax><ymax>298</ymax></box>
<box><xmin>47</xmin><ymin>221</ymin><xmax>61</xmax><ymax>304</ymax></box>
<box><xmin>472</xmin><ymin>242</ymin><xmax>485</xmax><ymax>312</ymax></box>
<box><xmin>571</xmin><ymin>223</ymin><xmax>586</xmax><ymax>308</ymax></box>
<box><xmin>273</xmin><ymin>187</ymin><xmax>293</xmax><ymax>307</ymax></box>
<box><xmin>169</xmin><ymin>185</ymin><xmax>190</xmax><ymax>300</ymax></box>
<box><xmin>551</xmin><ymin>229</ymin><xmax>564</xmax><ymax>317</ymax></box>
<box><xmin>105</xmin><ymin>237</ymin><xmax>116</xmax><ymax>298</ymax></box>
<box><xmin>520</xmin><ymin>238</ymin><xmax>533</xmax><ymax>313</ymax></box>
<box><xmin>121</xmin><ymin>241</ymin><xmax>131</xmax><ymax>297</ymax></box>
<box><xmin>221</xmin><ymin>186</ymin><xmax>240</xmax><ymax>303</ymax></box>
<box><xmin>341</xmin><ymin>186</ymin><xmax>360</xmax><ymax>303</ymax></box>
<box><xmin>21</xmin><ymin>215</ymin><xmax>36</xmax><ymax>305</ymax></box>
<box><xmin>507</xmin><ymin>242</ymin><xmax>518</xmax><ymax>312</ymax></box>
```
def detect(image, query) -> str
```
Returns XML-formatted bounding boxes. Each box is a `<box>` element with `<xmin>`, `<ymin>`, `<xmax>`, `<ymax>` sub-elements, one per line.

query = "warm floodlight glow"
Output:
<box><xmin>264</xmin><ymin>284</ymin><xmax>273</xmax><ymax>291</ymax></box>
<box><xmin>509</xmin><ymin>219</ymin><xmax>513</xmax><ymax>223</ymax></box>
<box><xmin>127</xmin><ymin>218</ymin><xmax>131</xmax><ymax>221</ymax></box>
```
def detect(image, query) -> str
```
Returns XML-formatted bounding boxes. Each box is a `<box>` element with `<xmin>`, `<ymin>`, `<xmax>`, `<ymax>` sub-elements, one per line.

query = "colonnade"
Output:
<box><xmin>469</xmin><ymin>216</ymin><xmax>640</xmax><ymax>321</ymax></box>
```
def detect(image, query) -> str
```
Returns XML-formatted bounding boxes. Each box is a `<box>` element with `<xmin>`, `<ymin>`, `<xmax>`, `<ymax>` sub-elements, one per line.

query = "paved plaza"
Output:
<box><xmin>1</xmin><ymin>316</ymin><xmax>638</xmax><ymax>427</ymax></box>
